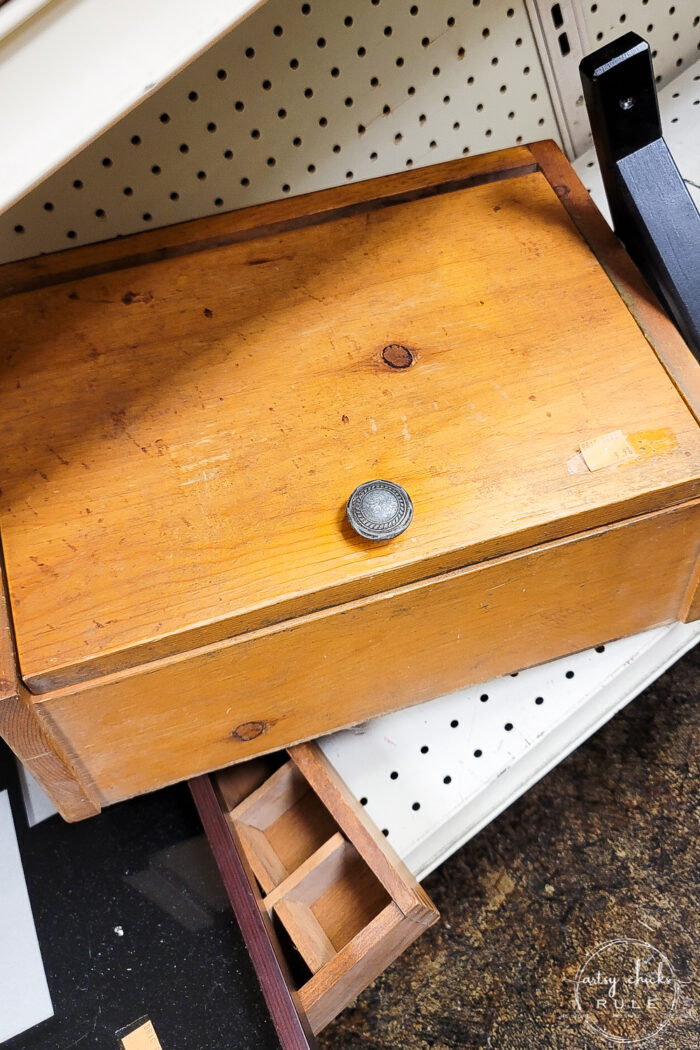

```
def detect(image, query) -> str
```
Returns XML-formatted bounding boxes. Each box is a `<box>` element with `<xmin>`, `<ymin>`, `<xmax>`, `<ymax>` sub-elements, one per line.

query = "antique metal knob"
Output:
<box><xmin>346</xmin><ymin>480</ymin><xmax>413</xmax><ymax>541</ymax></box>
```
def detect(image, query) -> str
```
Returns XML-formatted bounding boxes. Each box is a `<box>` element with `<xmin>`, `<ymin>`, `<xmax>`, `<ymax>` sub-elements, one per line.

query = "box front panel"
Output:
<box><xmin>33</xmin><ymin>500</ymin><xmax>700</xmax><ymax>807</ymax></box>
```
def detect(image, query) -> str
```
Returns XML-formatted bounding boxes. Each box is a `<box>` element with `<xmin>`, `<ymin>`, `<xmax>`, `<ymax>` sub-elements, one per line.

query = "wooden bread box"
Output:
<box><xmin>0</xmin><ymin>140</ymin><xmax>699</xmax><ymax>821</ymax></box>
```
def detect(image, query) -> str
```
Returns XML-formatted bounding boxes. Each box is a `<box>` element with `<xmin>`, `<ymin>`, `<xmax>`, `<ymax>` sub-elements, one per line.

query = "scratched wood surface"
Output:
<box><xmin>1</xmin><ymin>160</ymin><xmax>700</xmax><ymax>692</ymax></box>
<box><xmin>32</xmin><ymin>501</ymin><xmax>700</xmax><ymax>807</ymax></box>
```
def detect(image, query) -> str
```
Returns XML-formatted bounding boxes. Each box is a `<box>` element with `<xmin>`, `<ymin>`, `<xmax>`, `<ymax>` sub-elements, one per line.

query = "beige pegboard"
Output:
<box><xmin>582</xmin><ymin>0</ymin><xmax>699</xmax><ymax>89</ymax></box>
<box><xmin>0</xmin><ymin>0</ymin><xmax>561</xmax><ymax>262</ymax></box>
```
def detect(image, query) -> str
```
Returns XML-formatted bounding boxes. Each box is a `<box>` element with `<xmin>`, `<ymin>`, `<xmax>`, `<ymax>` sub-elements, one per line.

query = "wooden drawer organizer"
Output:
<box><xmin>191</xmin><ymin>742</ymin><xmax>438</xmax><ymax>1048</ymax></box>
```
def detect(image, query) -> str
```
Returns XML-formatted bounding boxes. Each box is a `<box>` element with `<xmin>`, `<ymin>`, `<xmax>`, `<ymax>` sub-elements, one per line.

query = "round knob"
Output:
<box><xmin>346</xmin><ymin>480</ymin><xmax>413</xmax><ymax>541</ymax></box>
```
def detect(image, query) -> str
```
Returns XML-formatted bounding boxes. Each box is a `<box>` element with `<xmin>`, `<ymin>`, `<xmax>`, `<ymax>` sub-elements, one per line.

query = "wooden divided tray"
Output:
<box><xmin>190</xmin><ymin>742</ymin><xmax>438</xmax><ymax>1047</ymax></box>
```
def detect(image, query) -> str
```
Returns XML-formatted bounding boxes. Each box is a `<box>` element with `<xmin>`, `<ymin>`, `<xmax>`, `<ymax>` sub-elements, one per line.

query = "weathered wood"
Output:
<box><xmin>529</xmin><ymin>139</ymin><xmax>700</xmax><ymax>422</ymax></box>
<box><xmin>197</xmin><ymin>743</ymin><xmax>438</xmax><ymax>1036</ymax></box>
<box><xmin>0</xmin><ymin>147</ymin><xmax>537</xmax><ymax>298</ymax></box>
<box><xmin>290</xmin><ymin>743</ymin><xmax>435</xmax><ymax>923</ymax></box>
<box><xmin>300</xmin><ymin>903</ymin><xmax>425</xmax><ymax>1035</ymax></box>
<box><xmin>0</xmin><ymin>142</ymin><xmax>698</xmax><ymax>816</ymax></box>
<box><xmin>0</xmin><ymin>551</ymin><xmax>99</xmax><ymax>820</ymax></box>
<box><xmin>2</xmin><ymin>158</ymin><xmax>699</xmax><ymax>693</ymax></box>
<box><xmin>29</xmin><ymin>501</ymin><xmax>700</xmax><ymax>807</ymax></box>
<box><xmin>680</xmin><ymin>556</ymin><xmax>700</xmax><ymax>623</ymax></box>
<box><xmin>190</xmin><ymin>774</ymin><xmax>317</xmax><ymax>1050</ymax></box>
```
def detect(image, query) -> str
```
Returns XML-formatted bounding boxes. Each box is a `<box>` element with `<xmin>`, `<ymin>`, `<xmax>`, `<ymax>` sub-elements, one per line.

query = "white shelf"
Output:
<box><xmin>321</xmin><ymin>621</ymin><xmax>700</xmax><ymax>880</ymax></box>
<box><xmin>0</xmin><ymin>0</ymin><xmax>264</xmax><ymax>215</ymax></box>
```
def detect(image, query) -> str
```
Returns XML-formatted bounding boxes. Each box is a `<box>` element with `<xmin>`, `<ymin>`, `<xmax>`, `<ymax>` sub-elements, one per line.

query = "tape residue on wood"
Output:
<box><xmin>579</xmin><ymin>430</ymin><xmax>637</xmax><ymax>472</ymax></box>
<box><xmin>119</xmin><ymin>1018</ymin><xmax>162</xmax><ymax>1049</ymax></box>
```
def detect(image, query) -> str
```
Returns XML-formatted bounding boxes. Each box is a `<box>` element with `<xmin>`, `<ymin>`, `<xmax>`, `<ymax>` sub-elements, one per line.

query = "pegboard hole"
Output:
<box><xmin>535</xmin><ymin>696</ymin><xmax>544</xmax><ymax>705</ymax></box>
<box><xmin>390</xmin><ymin>771</ymin><xmax>399</xmax><ymax>780</ymax></box>
<box><xmin>360</xmin><ymin>796</ymin><xmax>368</xmax><ymax>806</ymax></box>
<box><xmin>450</xmin><ymin>719</ymin><xmax>459</xmax><ymax>728</ymax></box>
<box><xmin>474</xmin><ymin>749</ymin><xmax>483</xmax><ymax>758</ymax></box>
<box><xmin>412</xmin><ymin>802</ymin><xmax>421</xmax><ymax>811</ymax></box>
<box><xmin>420</xmin><ymin>745</ymin><xmax>429</xmax><ymax>754</ymax></box>
<box><xmin>565</xmin><ymin>670</ymin><xmax>575</xmax><ymax>679</ymax></box>
<box><xmin>43</xmin><ymin>202</ymin><xmax>54</xmax><ymax>212</ymax></box>
<box><xmin>480</xmin><ymin>693</ymin><xmax>489</xmax><ymax>702</ymax></box>
<box><xmin>504</xmin><ymin>722</ymin><xmax>514</xmax><ymax>732</ymax></box>
<box><xmin>130</xmin><ymin>134</ymin><xmax>141</xmax><ymax>145</ymax></box>
<box><xmin>443</xmin><ymin>775</ymin><xmax>452</xmax><ymax>785</ymax></box>
<box><xmin>188</xmin><ymin>91</ymin><xmax>198</xmax><ymax>102</ymax></box>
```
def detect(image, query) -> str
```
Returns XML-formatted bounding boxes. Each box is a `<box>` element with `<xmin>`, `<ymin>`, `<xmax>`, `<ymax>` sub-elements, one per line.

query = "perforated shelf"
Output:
<box><xmin>0</xmin><ymin>0</ymin><xmax>561</xmax><ymax>262</ymax></box>
<box><xmin>321</xmin><ymin>622</ymin><xmax>700</xmax><ymax>880</ymax></box>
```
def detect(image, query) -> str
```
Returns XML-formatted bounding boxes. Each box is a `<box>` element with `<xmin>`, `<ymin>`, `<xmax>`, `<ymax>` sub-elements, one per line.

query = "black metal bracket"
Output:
<box><xmin>580</xmin><ymin>32</ymin><xmax>700</xmax><ymax>361</ymax></box>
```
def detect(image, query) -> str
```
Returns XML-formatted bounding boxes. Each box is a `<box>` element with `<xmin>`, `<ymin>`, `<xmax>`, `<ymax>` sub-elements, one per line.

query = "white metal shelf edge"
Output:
<box><xmin>0</xmin><ymin>0</ymin><xmax>265</xmax><ymax>214</ymax></box>
<box><xmin>320</xmin><ymin>622</ymin><xmax>700</xmax><ymax>881</ymax></box>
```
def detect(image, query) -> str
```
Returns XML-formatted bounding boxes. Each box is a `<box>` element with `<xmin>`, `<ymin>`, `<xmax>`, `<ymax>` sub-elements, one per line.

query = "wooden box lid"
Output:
<box><xmin>1</xmin><ymin>143</ymin><xmax>699</xmax><ymax>693</ymax></box>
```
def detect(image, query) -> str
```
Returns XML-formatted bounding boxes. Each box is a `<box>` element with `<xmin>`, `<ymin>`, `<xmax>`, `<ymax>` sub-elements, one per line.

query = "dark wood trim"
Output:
<box><xmin>189</xmin><ymin>774</ymin><xmax>317</xmax><ymax>1050</ymax></box>
<box><xmin>528</xmin><ymin>139</ymin><xmax>700</xmax><ymax>423</ymax></box>
<box><xmin>0</xmin><ymin>147</ymin><xmax>537</xmax><ymax>298</ymax></box>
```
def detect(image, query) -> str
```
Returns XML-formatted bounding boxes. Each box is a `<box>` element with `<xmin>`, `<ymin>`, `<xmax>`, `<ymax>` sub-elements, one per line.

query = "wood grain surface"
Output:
<box><xmin>1</xmin><ymin>142</ymin><xmax>699</xmax><ymax>818</ymax></box>
<box><xmin>190</xmin><ymin>773</ymin><xmax>317</xmax><ymax>1050</ymax></box>
<box><xmin>1</xmin><ymin>163</ymin><xmax>699</xmax><ymax>691</ymax></box>
<box><xmin>31</xmin><ymin>500</ymin><xmax>700</xmax><ymax>806</ymax></box>
<box><xmin>0</xmin><ymin>147</ymin><xmax>536</xmax><ymax>298</ymax></box>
